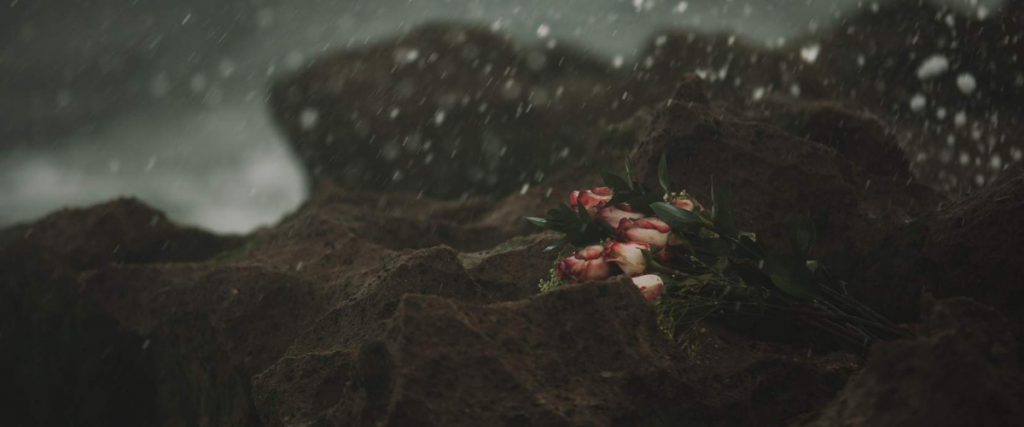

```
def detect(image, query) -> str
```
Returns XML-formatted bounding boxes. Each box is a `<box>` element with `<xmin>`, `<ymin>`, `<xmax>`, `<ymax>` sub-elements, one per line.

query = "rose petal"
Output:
<box><xmin>631</xmin><ymin>274</ymin><xmax>664</xmax><ymax>300</ymax></box>
<box><xmin>576</xmin><ymin>245</ymin><xmax>606</xmax><ymax>260</ymax></box>
<box><xmin>599</xmin><ymin>205</ymin><xmax>645</xmax><ymax>228</ymax></box>
<box><xmin>671</xmin><ymin>198</ymin><xmax>695</xmax><ymax>211</ymax></box>
<box><xmin>606</xmin><ymin>241</ymin><xmax>650</xmax><ymax>276</ymax></box>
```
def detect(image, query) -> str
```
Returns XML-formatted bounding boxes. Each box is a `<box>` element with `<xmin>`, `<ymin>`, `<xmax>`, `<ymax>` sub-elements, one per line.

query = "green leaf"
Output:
<box><xmin>576</xmin><ymin>200</ymin><xmax>592</xmax><ymax>223</ymax></box>
<box><xmin>712</xmin><ymin>257</ymin><xmax>730</xmax><ymax>271</ymax></box>
<box><xmin>557</xmin><ymin>203</ymin><xmax>578</xmax><ymax>221</ymax></box>
<box><xmin>544</xmin><ymin>203</ymin><xmax>579</xmax><ymax>230</ymax></box>
<box><xmin>735</xmin><ymin>235</ymin><xmax>764</xmax><ymax>262</ymax></box>
<box><xmin>651</xmin><ymin>202</ymin><xmax>705</xmax><ymax>233</ymax></box>
<box><xmin>525</xmin><ymin>217</ymin><xmax>549</xmax><ymax>228</ymax></box>
<box><xmin>762</xmin><ymin>252</ymin><xmax>819</xmax><ymax>300</ymax></box>
<box><xmin>595</xmin><ymin>215</ymin><xmax>618</xmax><ymax>234</ymax></box>
<box><xmin>691</xmin><ymin>238</ymin><xmax>733</xmax><ymax>256</ymax></box>
<box><xmin>657</xmin><ymin>153</ymin><xmax>671</xmax><ymax>194</ymax></box>
<box><xmin>543</xmin><ymin>236</ymin><xmax>571</xmax><ymax>252</ymax></box>
<box><xmin>601</xmin><ymin>171</ymin><xmax>633</xmax><ymax>192</ymax></box>
<box><xmin>711</xmin><ymin>184</ymin><xmax>737</xmax><ymax>238</ymax></box>
<box><xmin>790</xmin><ymin>217</ymin><xmax>817</xmax><ymax>261</ymax></box>
<box><xmin>625</xmin><ymin>192</ymin><xmax>663</xmax><ymax>215</ymax></box>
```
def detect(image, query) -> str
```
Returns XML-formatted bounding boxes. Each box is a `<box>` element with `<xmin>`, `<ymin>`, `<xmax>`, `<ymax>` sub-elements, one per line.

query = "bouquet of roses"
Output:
<box><xmin>527</xmin><ymin>156</ymin><xmax>909</xmax><ymax>350</ymax></box>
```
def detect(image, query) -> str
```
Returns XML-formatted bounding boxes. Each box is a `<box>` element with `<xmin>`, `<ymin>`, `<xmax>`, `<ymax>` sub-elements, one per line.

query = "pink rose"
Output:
<box><xmin>557</xmin><ymin>245</ymin><xmax>612</xmax><ymax>283</ymax></box>
<box><xmin>605</xmin><ymin>241</ymin><xmax>651</xmax><ymax>276</ymax></box>
<box><xmin>631</xmin><ymin>274</ymin><xmax>664</xmax><ymax>300</ymax></box>
<box><xmin>598</xmin><ymin>204</ymin><xmax>645</xmax><ymax>228</ymax></box>
<box><xmin>570</xmin><ymin>187</ymin><xmax>613</xmax><ymax>215</ymax></box>
<box><xmin>617</xmin><ymin>217</ymin><xmax>672</xmax><ymax>250</ymax></box>
<box><xmin>670</xmin><ymin>197</ymin><xmax>696</xmax><ymax>212</ymax></box>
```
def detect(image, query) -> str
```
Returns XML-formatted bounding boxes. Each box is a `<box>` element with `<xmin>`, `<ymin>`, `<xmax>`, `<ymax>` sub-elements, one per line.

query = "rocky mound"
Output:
<box><xmin>804</xmin><ymin>297</ymin><xmax>1024</xmax><ymax>427</ymax></box>
<box><xmin>630</xmin><ymin>75</ymin><xmax>938</xmax><ymax>318</ymax></box>
<box><xmin>271</xmin><ymin>2</ymin><xmax>1024</xmax><ymax>200</ymax></box>
<box><xmin>5</xmin><ymin>3</ymin><xmax>1024</xmax><ymax>427</ymax></box>
<box><xmin>270</xmin><ymin>23</ymin><xmax>650</xmax><ymax>199</ymax></box>
<box><xmin>638</xmin><ymin>0</ymin><xmax>1024</xmax><ymax>193</ymax></box>
<box><xmin>7</xmin><ymin>70</ymin><xmax>1024</xmax><ymax>426</ymax></box>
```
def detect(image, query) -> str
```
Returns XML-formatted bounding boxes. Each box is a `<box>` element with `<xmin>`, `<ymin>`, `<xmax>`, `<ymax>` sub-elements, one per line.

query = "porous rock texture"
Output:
<box><xmin>5</xmin><ymin>3</ymin><xmax>1024</xmax><ymax>427</ymax></box>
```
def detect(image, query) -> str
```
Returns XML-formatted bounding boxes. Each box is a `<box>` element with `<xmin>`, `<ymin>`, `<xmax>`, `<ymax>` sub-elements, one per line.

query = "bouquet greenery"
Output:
<box><xmin>527</xmin><ymin>155</ymin><xmax>910</xmax><ymax>350</ymax></box>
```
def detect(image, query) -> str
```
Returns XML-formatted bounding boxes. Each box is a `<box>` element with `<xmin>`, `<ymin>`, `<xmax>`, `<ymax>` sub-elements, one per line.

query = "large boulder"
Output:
<box><xmin>0</xmin><ymin>184</ymin><xmax>559</xmax><ymax>427</ymax></box>
<box><xmin>865</xmin><ymin>165</ymin><xmax>1024</xmax><ymax>324</ymax></box>
<box><xmin>270</xmin><ymin>23</ymin><xmax>651</xmax><ymax>199</ymax></box>
<box><xmin>253</xmin><ymin>278</ymin><xmax>859</xmax><ymax>427</ymax></box>
<box><xmin>630</xmin><ymin>74</ymin><xmax>939</xmax><ymax>319</ymax></box>
<box><xmin>638</xmin><ymin>0</ymin><xmax>1024</xmax><ymax>193</ymax></box>
<box><xmin>0</xmin><ymin>200</ymin><xmax>243</xmax><ymax>426</ymax></box>
<box><xmin>256</xmin><ymin>280</ymin><xmax>701</xmax><ymax>427</ymax></box>
<box><xmin>804</xmin><ymin>297</ymin><xmax>1024</xmax><ymax>427</ymax></box>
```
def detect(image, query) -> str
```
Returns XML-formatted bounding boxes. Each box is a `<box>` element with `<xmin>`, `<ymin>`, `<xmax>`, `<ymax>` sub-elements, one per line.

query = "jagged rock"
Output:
<box><xmin>638</xmin><ymin>1</ymin><xmax>1024</xmax><ymax>193</ymax></box>
<box><xmin>681</xmin><ymin>322</ymin><xmax>858</xmax><ymax>426</ymax></box>
<box><xmin>0</xmin><ymin>199</ymin><xmax>243</xmax><ymax>427</ymax></box>
<box><xmin>251</xmin><ymin>244</ymin><xmax>541</xmax><ymax>427</ymax></box>
<box><xmin>865</xmin><ymin>166</ymin><xmax>1024</xmax><ymax>324</ymax></box>
<box><xmin>338</xmin><ymin>281</ymin><xmax>702</xmax><ymax>427</ymax></box>
<box><xmin>254</xmin><ymin>278</ymin><xmax>859</xmax><ymax>427</ymax></box>
<box><xmin>631</xmin><ymin>74</ymin><xmax>939</xmax><ymax>319</ymax></box>
<box><xmin>78</xmin><ymin>265</ymin><xmax>329</xmax><ymax>427</ymax></box>
<box><xmin>0</xmin><ymin>188</ymin><xmax>556</xmax><ymax>427</ymax></box>
<box><xmin>803</xmin><ymin>297</ymin><xmax>1024</xmax><ymax>427</ymax></box>
<box><xmin>0</xmin><ymin>198</ymin><xmax>240</xmax><ymax>271</ymax></box>
<box><xmin>919</xmin><ymin>166</ymin><xmax>1024</xmax><ymax>322</ymax></box>
<box><xmin>765</xmin><ymin>100</ymin><xmax>912</xmax><ymax>180</ymax></box>
<box><xmin>270</xmin><ymin>23</ymin><xmax>648</xmax><ymax>199</ymax></box>
<box><xmin>7</xmin><ymin>6</ymin><xmax>1024</xmax><ymax>427</ymax></box>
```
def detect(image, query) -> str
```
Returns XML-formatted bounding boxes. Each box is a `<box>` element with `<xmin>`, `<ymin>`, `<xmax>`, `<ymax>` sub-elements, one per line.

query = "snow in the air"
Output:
<box><xmin>909</xmin><ymin>94</ymin><xmax>927</xmax><ymax>112</ymax></box>
<box><xmin>536</xmin><ymin>24</ymin><xmax>550</xmax><ymax>38</ymax></box>
<box><xmin>299</xmin><ymin>109</ymin><xmax>319</xmax><ymax>131</ymax></box>
<box><xmin>800</xmin><ymin>44</ymin><xmax>821</xmax><ymax>64</ymax></box>
<box><xmin>916</xmin><ymin>55</ymin><xmax>950</xmax><ymax>80</ymax></box>
<box><xmin>955</xmin><ymin>111</ymin><xmax>968</xmax><ymax>127</ymax></box>
<box><xmin>957</xmin><ymin>73</ymin><xmax>978</xmax><ymax>94</ymax></box>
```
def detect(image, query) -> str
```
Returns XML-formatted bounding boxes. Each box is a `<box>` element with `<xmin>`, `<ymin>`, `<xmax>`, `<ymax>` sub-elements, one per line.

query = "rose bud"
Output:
<box><xmin>557</xmin><ymin>245</ymin><xmax>612</xmax><ymax>283</ymax></box>
<box><xmin>617</xmin><ymin>217</ymin><xmax>673</xmax><ymax>250</ymax></box>
<box><xmin>631</xmin><ymin>274</ymin><xmax>664</xmax><ymax>300</ymax></box>
<box><xmin>670</xmin><ymin>196</ymin><xmax>696</xmax><ymax>212</ymax></box>
<box><xmin>598</xmin><ymin>204</ymin><xmax>645</xmax><ymax>228</ymax></box>
<box><xmin>605</xmin><ymin>241</ymin><xmax>651</xmax><ymax>276</ymax></box>
<box><xmin>570</xmin><ymin>187</ymin><xmax>613</xmax><ymax>215</ymax></box>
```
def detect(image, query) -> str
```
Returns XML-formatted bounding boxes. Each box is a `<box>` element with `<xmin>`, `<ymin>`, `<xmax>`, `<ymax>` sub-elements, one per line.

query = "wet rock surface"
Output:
<box><xmin>5</xmin><ymin>3</ymin><xmax>1024</xmax><ymax>427</ymax></box>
